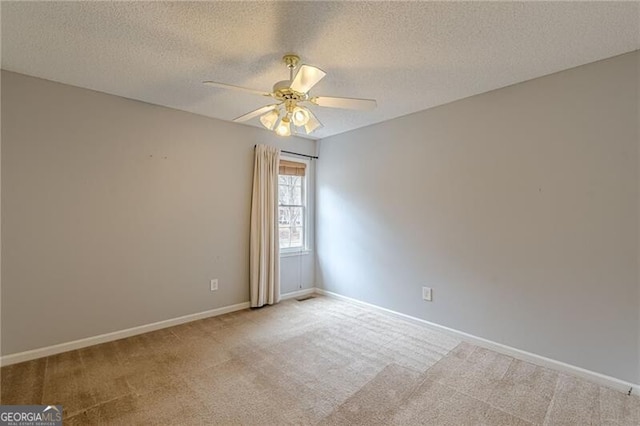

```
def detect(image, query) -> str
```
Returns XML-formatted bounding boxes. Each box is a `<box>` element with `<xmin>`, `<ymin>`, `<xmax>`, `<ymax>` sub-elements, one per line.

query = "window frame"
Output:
<box><xmin>278</xmin><ymin>155</ymin><xmax>310</xmax><ymax>256</ymax></box>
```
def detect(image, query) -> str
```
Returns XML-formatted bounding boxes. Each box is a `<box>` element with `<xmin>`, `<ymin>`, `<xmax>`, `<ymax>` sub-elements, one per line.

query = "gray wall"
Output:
<box><xmin>637</xmin><ymin>49</ymin><xmax>640</xmax><ymax>383</ymax></box>
<box><xmin>1</xmin><ymin>71</ymin><xmax>316</xmax><ymax>355</ymax></box>
<box><xmin>316</xmin><ymin>51</ymin><xmax>640</xmax><ymax>383</ymax></box>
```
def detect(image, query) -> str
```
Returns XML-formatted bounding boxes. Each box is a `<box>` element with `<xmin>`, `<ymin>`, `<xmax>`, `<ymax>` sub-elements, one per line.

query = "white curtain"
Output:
<box><xmin>250</xmin><ymin>144</ymin><xmax>281</xmax><ymax>307</ymax></box>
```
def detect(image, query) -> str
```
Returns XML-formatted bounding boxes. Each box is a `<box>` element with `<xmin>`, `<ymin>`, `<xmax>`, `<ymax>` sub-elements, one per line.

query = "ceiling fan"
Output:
<box><xmin>203</xmin><ymin>54</ymin><xmax>377</xmax><ymax>137</ymax></box>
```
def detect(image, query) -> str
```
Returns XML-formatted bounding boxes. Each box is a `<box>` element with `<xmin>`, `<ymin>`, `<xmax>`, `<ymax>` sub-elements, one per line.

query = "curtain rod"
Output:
<box><xmin>254</xmin><ymin>145</ymin><xmax>319</xmax><ymax>160</ymax></box>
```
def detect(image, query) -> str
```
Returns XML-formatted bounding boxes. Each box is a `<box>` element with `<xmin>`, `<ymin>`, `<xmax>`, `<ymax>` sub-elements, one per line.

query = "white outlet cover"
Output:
<box><xmin>210</xmin><ymin>279</ymin><xmax>218</xmax><ymax>291</ymax></box>
<box><xmin>422</xmin><ymin>287</ymin><xmax>432</xmax><ymax>301</ymax></box>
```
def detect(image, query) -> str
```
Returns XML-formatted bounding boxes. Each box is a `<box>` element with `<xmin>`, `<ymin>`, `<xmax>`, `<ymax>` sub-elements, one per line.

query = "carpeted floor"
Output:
<box><xmin>1</xmin><ymin>295</ymin><xmax>638</xmax><ymax>425</ymax></box>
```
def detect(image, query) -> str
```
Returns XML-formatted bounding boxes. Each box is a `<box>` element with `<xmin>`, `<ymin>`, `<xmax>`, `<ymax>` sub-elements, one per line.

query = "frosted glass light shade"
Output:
<box><xmin>304</xmin><ymin>110</ymin><xmax>322</xmax><ymax>134</ymax></box>
<box><xmin>260</xmin><ymin>110</ymin><xmax>279</xmax><ymax>130</ymax></box>
<box><xmin>292</xmin><ymin>107</ymin><xmax>310</xmax><ymax>126</ymax></box>
<box><xmin>275</xmin><ymin>118</ymin><xmax>291</xmax><ymax>136</ymax></box>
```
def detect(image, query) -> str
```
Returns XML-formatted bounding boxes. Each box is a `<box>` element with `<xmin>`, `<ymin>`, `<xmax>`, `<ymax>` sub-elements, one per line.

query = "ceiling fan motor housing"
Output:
<box><xmin>272</xmin><ymin>80</ymin><xmax>308</xmax><ymax>102</ymax></box>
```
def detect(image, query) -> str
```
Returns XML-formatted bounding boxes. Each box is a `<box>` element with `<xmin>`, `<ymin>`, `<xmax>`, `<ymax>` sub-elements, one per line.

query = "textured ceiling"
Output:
<box><xmin>2</xmin><ymin>1</ymin><xmax>639</xmax><ymax>139</ymax></box>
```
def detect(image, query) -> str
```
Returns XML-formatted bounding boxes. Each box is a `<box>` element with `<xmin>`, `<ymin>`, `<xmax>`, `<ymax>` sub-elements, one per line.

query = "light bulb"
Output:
<box><xmin>291</xmin><ymin>107</ymin><xmax>310</xmax><ymax>126</ymax></box>
<box><xmin>260</xmin><ymin>110</ymin><xmax>279</xmax><ymax>130</ymax></box>
<box><xmin>275</xmin><ymin>118</ymin><xmax>291</xmax><ymax>137</ymax></box>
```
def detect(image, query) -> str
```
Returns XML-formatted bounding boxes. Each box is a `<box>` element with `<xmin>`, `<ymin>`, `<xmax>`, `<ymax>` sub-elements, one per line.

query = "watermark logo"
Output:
<box><xmin>0</xmin><ymin>405</ymin><xmax>62</xmax><ymax>426</ymax></box>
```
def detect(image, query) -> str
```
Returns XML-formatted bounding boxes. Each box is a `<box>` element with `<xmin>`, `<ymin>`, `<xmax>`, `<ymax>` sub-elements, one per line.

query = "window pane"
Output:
<box><xmin>278</xmin><ymin>171</ymin><xmax>305</xmax><ymax>251</ymax></box>
<box><xmin>289</xmin><ymin>225</ymin><xmax>303</xmax><ymax>248</ymax></box>
<box><xmin>288</xmin><ymin>206</ymin><xmax>303</xmax><ymax>226</ymax></box>
<box><xmin>291</xmin><ymin>185</ymin><xmax>302</xmax><ymax>205</ymax></box>
<box><xmin>278</xmin><ymin>176</ymin><xmax>303</xmax><ymax>206</ymax></box>
<box><xmin>279</xmin><ymin>205</ymin><xmax>303</xmax><ymax>223</ymax></box>
<box><xmin>278</xmin><ymin>185</ymin><xmax>289</xmax><ymax>205</ymax></box>
<box><xmin>279</xmin><ymin>227</ymin><xmax>291</xmax><ymax>249</ymax></box>
<box><xmin>278</xmin><ymin>206</ymin><xmax>290</xmax><ymax>225</ymax></box>
<box><xmin>280</xmin><ymin>207</ymin><xmax>303</xmax><ymax>248</ymax></box>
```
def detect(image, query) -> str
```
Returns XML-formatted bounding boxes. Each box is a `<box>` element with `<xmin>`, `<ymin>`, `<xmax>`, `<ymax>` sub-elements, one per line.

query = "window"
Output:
<box><xmin>278</xmin><ymin>158</ymin><xmax>308</xmax><ymax>253</ymax></box>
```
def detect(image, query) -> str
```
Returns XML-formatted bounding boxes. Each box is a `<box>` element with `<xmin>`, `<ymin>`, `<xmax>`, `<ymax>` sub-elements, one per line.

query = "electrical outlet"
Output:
<box><xmin>422</xmin><ymin>287</ymin><xmax>432</xmax><ymax>301</ymax></box>
<box><xmin>210</xmin><ymin>279</ymin><xmax>218</xmax><ymax>291</ymax></box>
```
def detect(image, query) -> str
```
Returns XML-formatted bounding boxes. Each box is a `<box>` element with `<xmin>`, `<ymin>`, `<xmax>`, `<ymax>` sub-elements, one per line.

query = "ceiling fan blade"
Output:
<box><xmin>290</xmin><ymin>65</ymin><xmax>326</xmax><ymax>93</ymax></box>
<box><xmin>310</xmin><ymin>96</ymin><xmax>377</xmax><ymax>111</ymax></box>
<box><xmin>303</xmin><ymin>109</ymin><xmax>323</xmax><ymax>134</ymax></box>
<box><xmin>203</xmin><ymin>81</ymin><xmax>271</xmax><ymax>97</ymax></box>
<box><xmin>233</xmin><ymin>104</ymin><xmax>279</xmax><ymax>122</ymax></box>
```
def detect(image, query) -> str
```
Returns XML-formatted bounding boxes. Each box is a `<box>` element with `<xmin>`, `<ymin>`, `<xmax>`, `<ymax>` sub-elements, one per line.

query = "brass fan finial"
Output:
<box><xmin>283</xmin><ymin>54</ymin><xmax>300</xmax><ymax>70</ymax></box>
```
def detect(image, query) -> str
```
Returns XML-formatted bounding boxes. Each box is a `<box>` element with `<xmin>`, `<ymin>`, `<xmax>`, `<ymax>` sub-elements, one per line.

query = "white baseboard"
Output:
<box><xmin>280</xmin><ymin>287</ymin><xmax>316</xmax><ymax>301</ymax></box>
<box><xmin>0</xmin><ymin>301</ymin><xmax>250</xmax><ymax>367</ymax></box>
<box><xmin>4</xmin><ymin>285</ymin><xmax>638</xmax><ymax>397</ymax></box>
<box><xmin>315</xmin><ymin>288</ymin><xmax>639</xmax><ymax>396</ymax></box>
<box><xmin>1</xmin><ymin>288</ymin><xmax>315</xmax><ymax>367</ymax></box>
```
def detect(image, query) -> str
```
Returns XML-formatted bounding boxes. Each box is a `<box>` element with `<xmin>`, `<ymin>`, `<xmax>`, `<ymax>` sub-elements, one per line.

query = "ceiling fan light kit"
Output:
<box><xmin>292</xmin><ymin>107</ymin><xmax>310</xmax><ymax>126</ymax></box>
<box><xmin>203</xmin><ymin>54</ymin><xmax>377</xmax><ymax>137</ymax></box>
<box><xmin>275</xmin><ymin>117</ymin><xmax>292</xmax><ymax>137</ymax></box>
<box><xmin>259</xmin><ymin>109</ymin><xmax>279</xmax><ymax>131</ymax></box>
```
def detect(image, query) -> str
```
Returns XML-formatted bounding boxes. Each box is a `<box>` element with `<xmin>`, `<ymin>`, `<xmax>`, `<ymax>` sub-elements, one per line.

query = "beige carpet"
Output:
<box><xmin>1</xmin><ymin>295</ymin><xmax>638</xmax><ymax>425</ymax></box>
